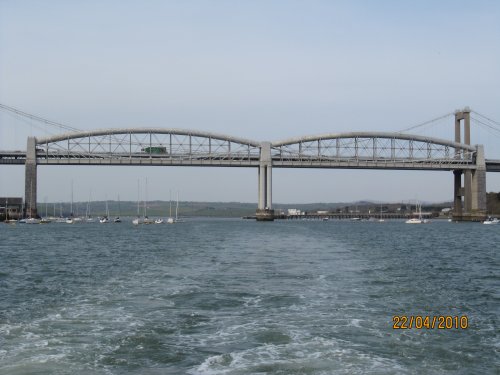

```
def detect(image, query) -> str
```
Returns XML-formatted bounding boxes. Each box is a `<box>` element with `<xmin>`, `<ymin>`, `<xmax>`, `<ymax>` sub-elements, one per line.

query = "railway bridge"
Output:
<box><xmin>1</xmin><ymin>107</ymin><xmax>499</xmax><ymax>221</ymax></box>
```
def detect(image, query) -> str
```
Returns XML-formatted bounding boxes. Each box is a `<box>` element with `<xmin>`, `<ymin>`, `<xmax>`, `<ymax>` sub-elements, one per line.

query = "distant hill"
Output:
<box><xmin>36</xmin><ymin>193</ymin><xmax>500</xmax><ymax>218</ymax></box>
<box><xmin>36</xmin><ymin>199</ymin><xmax>455</xmax><ymax>218</ymax></box>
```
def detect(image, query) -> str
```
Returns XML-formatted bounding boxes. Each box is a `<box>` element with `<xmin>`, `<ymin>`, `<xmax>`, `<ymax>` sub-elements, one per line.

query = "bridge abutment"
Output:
<box><xmin>25</xmin><ymin>136</ymin><xmax>38</xmax><ymax>218</ymax></box>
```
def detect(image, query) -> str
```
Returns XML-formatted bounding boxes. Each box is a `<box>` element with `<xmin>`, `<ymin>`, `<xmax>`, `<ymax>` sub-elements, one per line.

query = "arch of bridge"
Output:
<box><xmin>36</xmin><ymin>129</ymin><xmax>477</xmax><ymax>154</ymax></box>
<box><xmin>36</xmin><ymin>128</ymin><xmax>261</xmax><ymax>148</ymax></box>
<box><xmin>271</xmin><ymin>131</ymin><xmax>476</xmax><ymax>152</ymax></box>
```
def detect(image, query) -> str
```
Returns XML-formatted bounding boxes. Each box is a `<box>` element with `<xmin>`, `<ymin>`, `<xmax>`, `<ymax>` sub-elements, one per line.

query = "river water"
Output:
<box><xmin>0</xmin><ymin>218</ymin><xmax>498</xmax><ymax>374</ymax></box>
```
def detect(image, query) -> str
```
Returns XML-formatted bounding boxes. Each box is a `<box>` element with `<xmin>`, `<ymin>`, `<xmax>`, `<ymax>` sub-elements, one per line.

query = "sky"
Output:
<box><xmin>1</xmin><ymin>0</ymin><xmax>499</xmax><ymax>204</ymax></box>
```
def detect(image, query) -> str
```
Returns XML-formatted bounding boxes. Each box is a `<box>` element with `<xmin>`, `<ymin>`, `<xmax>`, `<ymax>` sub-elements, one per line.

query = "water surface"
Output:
<box><xmin>0</xmin><ymin>219</ymin><xmax>498</xmax><ymax>374</ymax></box>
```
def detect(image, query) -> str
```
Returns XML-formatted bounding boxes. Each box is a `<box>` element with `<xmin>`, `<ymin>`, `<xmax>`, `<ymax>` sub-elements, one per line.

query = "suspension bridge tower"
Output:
<box><xmin>453</xmin><ymin>107</ymin><xmax>487</xmax><ymax>221</ymax></box>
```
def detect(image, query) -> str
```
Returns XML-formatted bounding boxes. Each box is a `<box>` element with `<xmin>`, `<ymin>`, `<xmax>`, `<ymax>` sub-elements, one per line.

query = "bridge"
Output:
<box><xmin>1</xmin><ymin>106</ymin><xmax>499</xmax><ymax>221</ymax></box>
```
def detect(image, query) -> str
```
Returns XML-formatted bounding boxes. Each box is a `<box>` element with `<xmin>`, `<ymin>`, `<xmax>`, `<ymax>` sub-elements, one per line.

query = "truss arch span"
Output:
<box><xmin>271</xmin><ymin>131</ymin><xmax>477</xmax><ymax>170</ymax></box>
<box><xmin>35</xmin><ymin>128</ymin><xmax>262</xmax><ymax>166</ymax></box>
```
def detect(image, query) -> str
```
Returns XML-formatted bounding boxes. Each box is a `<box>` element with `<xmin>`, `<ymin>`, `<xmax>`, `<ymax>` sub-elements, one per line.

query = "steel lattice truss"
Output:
<box><xmin>271</xmin><ymin>132</ymin><xmax>477</xmax><ymax>170</ymax></box>
<box><xmin>15</xmin><ymin>129</ymin><xmax>479</xmax><ymax>171</ymax></box>
<box><xmin>35</xmin><ymin>129</ymin><xmax>261</xmax><ymax>167</ymax></box>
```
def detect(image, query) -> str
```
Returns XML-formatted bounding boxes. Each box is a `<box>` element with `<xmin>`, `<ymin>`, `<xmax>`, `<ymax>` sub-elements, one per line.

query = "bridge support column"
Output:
<box><xmin>452</xmin><ymin>108</ymin><xmax>487</xmax><ymax>221</ymax></box>
<box><xmin>25</xmin><ymin>136</ymin><xmax>38</xmax><ymax>218</ymax></box>
<box><xmin>471</xmin><ymin>145</ymin><xmax>487</xmax><ymax>215</ymax></box>
<box><xmin>256</xmin><ymin>142</ymin><xmax>274</xmax><ymax>221</ymax></box>
<box><xmin>453</xmin><ymin>170</ymin><xmax>463</xmax><ymax>218</ymax></box>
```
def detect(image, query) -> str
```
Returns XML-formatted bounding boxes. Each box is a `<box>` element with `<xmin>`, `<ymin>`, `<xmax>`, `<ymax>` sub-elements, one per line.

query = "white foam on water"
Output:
<box><xmin>242</xmin><ymin>295</ymin><xmax>262</xmax><ymax>307</ymax></box>
<box><xmin>348</xmin><ymin>319</ymin><xmax>363</xmax><ymax>328</ymax></box>
<box><xmin>189</xmin><ymin>336</ymin><xmax>406</xmax><ymax>375</ymax></box>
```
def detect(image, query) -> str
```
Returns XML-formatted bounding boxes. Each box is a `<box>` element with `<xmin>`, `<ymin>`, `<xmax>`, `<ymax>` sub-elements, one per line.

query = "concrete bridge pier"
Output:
<box><xmin>25</xmin><ymin>136</ymin><xmax>38</xmax><ymax>218</ymax></box>
<box><xmin>452</xmin><ymin>109</ymin><xmax>487</xmax><ymax>221</ymax></box>
<box><xmin>256</xmin><ymin>142</ymin><xmax>274</xmax><ymax>221</ymax></box>
<box><xmin>471</xmin><ymin>145</ymin><xmax>487</xmax><ymax>214</ymax></box>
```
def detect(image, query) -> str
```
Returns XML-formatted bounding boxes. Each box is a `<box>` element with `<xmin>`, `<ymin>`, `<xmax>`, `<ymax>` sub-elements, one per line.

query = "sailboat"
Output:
<box><xmin>114</xmin><ymin>195</ymin><xmax>122</xmax><ymax>223</ymax></box>
<box><xmin>85</xmin><ymin>191</ymin><xmax>95</xmax><ymax>222</ymax></box>
<box><xmin>143</xmin><ymin>178</ymin><xmax>154</xmax><ymax>224</ymax></box>
<box><xmin>166</xmin><ymin>190</ymin><xmax>175</xmax><ymax>224</ymax></box>
<box><xmin>174</xmin><ymin>191</ymin><xmax>184</xmax><ymax>223</ymax></box>
<box><xmin>99</xmin><ymin>199</ymin><xmax>110</xmax><ymax>223</ymax></box>
<box><xmin>405</xmin><ymin>201</ymin><xmax>429</xmax><ymax>224</ymax></box>
<box><xmin>133</xmin><ymin>179</ymin><xmax>153</xmax><ymax>225</ymax></box>
<box><xmin>40</xmin><ymin>197</ymin><xmax>51</xmax><ymax>224</ymax></box>
<box><xmin>132</xmin><ymin>180</ymin><xmax>142</xmax><ymax>225</ymax></box>
<box><xmin>167</xmin><ymin>191</ymin><xmax>184</xmax><ymax>223</ymax></box>
<box><xmin>378</xmin><ymin>203</ymin><xmax>385</xmax><ymax>222</ymax></box>
<box><xmin>66</xmin><ymin>180</ymin><xmax>75</xmax><ymax>224</ymax></box>
<box><xmin>154</xmin><ymin>195</ymin><xmax>164</xmax><ymax>224</ymax></box>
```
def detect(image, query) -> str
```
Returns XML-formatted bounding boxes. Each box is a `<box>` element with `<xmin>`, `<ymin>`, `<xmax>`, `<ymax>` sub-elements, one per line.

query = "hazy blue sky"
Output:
<box><xmin>1</xmin><ymin>0</ymin><xmax>499</xmax><ymax>204</ymax></box>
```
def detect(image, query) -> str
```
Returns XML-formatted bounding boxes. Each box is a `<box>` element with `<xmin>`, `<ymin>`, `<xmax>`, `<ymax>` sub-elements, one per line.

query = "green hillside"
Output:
<box><xmin>34</xmin><ymin>192</ymin><xmax>500</xmax><ymax>218</ymax></box>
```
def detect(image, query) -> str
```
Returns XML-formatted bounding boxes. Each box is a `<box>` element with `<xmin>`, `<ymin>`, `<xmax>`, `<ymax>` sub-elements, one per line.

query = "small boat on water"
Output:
<box><xmin>114</xmin><ymin>195</ymin><xmax>122</xmax><ymax>223</ymax></box>
<box><xmin>100</xmin><ymin>200</ymin><xmax>110</xmax><ymax>223</ymax></box>
<box><xmin>405</xmin><ymin>200</ymin><xmax>429</xmax><ymax>224</ymax></box>
<box><xmin>167</xmin><ymin>192</ymin><xmax>185</xmax><ymax>223</ymax></box>
<box><xmin>378</xmin><ymin>204</ymin><xmax>385</xmax><ymax>222</ymax></box>
<box><xmin>133</xmin><ymin>179</ymin><xmax>154</xmax><ymax>225</ymax></box>
<box><xmin>405</xmin><ymin>217</ymin><xmax>424</xmax><ymax>224</ymax></box>
<box><xmin>482</xmin><ymin>217</ymin><xmax>499</xmax><ymax>225</ymax></box>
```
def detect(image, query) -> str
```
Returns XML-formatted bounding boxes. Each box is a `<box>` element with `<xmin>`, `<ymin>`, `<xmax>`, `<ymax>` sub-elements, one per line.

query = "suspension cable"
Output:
<box><xmin>397</xmin><ymin>112</ymin><xmax>454</xmax><ymax>133</ymax></box>
<box><xmin>471</xmin><ymin>116</ymin><xmax>500</xmax><ymax>136</ymax></box>
<box><xmin>0</xmin><ymin>103</ymin><xmax>81</xmax><ymax>133</ymax></box>
<box><xmin>471</xmin><ymin>110</ymin><xmax>500</xmax><ymax>127</ymax></box>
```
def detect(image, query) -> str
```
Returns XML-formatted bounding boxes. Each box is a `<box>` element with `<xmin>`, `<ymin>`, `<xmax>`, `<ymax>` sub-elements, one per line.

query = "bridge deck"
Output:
<box><xmin>1</xmin><ymin>150</ymin><xmax>496</xmax><ymax>170</ymax></box>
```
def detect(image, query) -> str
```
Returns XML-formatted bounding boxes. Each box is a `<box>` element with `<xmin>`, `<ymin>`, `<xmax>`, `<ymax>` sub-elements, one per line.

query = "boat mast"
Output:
<box><xmin>144</xmin><ymin>178</ymin><xmax>148</xmax><ymax>218</ymax></box>
<box><xmin>29</xmin><ymin>181</ymin><xmax>33</xmax><ymax>218</ymax></box>
<box><xmin>70</xmin><ymin>180</ymin><xmax>74</xmax><ymax>217</ymax></box>
<box><xmin>169</xmin><ymin>189</ymin><xmax>172</xmax><ymax>218</ymax></box>
<box><xmin>176</xmin><ymin>191</ymin><xmax>179</xmax><ymax>221</ymax></box>
<box><xmin>136</xmin><ymin>179</ymin><xmax>140</xmax><ymax>217</ymax></box>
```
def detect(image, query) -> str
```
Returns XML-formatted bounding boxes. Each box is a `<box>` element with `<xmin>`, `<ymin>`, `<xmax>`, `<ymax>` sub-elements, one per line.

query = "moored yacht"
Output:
<box><xmin>405</xmin><ymin>200</ymin><xmax>429</xmax><ymax>224</ymax></box>
<box><xmin>482</xmin><ymin>217</ymin><xmax>499</xmax><ymax>225</ymax></box>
